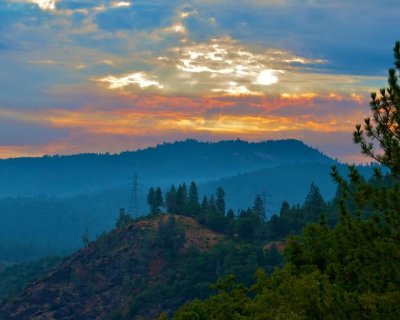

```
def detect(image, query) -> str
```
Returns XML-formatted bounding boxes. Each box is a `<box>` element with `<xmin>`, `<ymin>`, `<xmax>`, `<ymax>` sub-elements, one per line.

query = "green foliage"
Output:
<box><xmin>265</xmin><ymin>184</ymin><xmax>331</xmax><ymax>241</ymax></box>
<box><xmin>176</xmin><ymin>184</ymin><xmax>188</xmax><ymax>215</ymax></box>
<box><xmin>150</xmin><ymin>181</ymin><xmax>334</xmax><ymax>243</ymax></box>
<box><xmin>353</xmin><ymin>42</ymin><xmax>400</xmax><ymax>176</ymax></box>
<box><xmin>252</xmin><ymin>194</ymin><xmax>265</xmax><ymax>222</ymax></box>
<box><xmin>156</xmin><ymin>215</ymin><xmax>185</xmax><ymax>261</ymax></box>
<box><xmin>188</xmin><ymin>182</ymin><xmax>200</xmax><ymax>217</ymax></box>
<box><xmin>235</xmin><ymin>209</ymin><xmax>261</xmax><ymax>242</ymax></box>
<box><xmin>147</xmin><ymin>187</ymin><xmax>164</xmax><ymax>215</ymax></box>
<box><xmin>215</xmin><ymin>187</ymin><xmax>225</xmax><ymax>216</ymax></box>
<box><xmin>116</xmin><ymin>234</ymin><xmax>282</xmax><ymax>319</ymax></box>
<box><xmin>303</xmin><ymin>182</ymin><xmax>326</xmax><ymax>222</ymax></box>
<box><xmin>166</xmin><ymin>185</ymin><xmax>178</xmax><ymax>214</ymax></box>
<box><xmin>157</xmin><ymin>184</ymin><xmax>232</xmax><ymax>233</ymax></box>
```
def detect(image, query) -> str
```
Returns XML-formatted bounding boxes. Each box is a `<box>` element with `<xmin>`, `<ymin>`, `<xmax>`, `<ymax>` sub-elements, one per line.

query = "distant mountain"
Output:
<box><xmin>0</xmin><ymin>139</ymin><xmax>333</xmax><ymax>197</ymax></box>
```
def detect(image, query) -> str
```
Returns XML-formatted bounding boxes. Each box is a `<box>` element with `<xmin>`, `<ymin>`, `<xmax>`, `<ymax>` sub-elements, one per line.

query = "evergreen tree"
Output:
<box><xmin>147</xmin><ymin>187</ymin><xmax>155</xmax><ymax>214</ymax></box>
<box><xmin>147</xmin><ymin>187</ymin><xmax>163</xmax><ymax>215</ymax></box>
<box><xmin>215</xmin><ymin>187</ymin><xmax>225</xmax><ymax>215</ymax></box>
<box><xmin>226</xmin><ymin>209</ymin><xmax>235</xmax><ymax>221</ymax></box>
<box><xmin>208</xmin><ymin>195</ymin><xmax>217</xmax><ymax>215</ymax></box>
<box><xmin>188</xmin><ymin>181</ymin><xmax>200</xmax><ymax>216</ymax></box>
<box><xmin>204</xmin><ymin>195</ymin><xmax>227</xmax><ymax>232</ymax></box>
<box><xmin>176</xmin><ymin>183</ymin><xmax>188</xmax><ymax>215</ymax></box>
<box><xmin>279</xmin><ymin>201</ymin><xmax>290</xmax><ymax>216</ymax></box>
<box><xmin>226</xmin><ymin>209</ymin><xmax>235</xmax><ymax>236</ymax></box>
<box><xmin>235</xmin><ymin>209</ymin><xmax>261</xmax><ymax>242</ymax></box>
<box><xmin>154</xmin><ymin>187</ymin><xmax>164</xmax><ymax>214</ymax></box>
<box><xmin>253</xmin><ymin>194</ymin><xmax>265</xmax><ymax>222</ymax></box>
<box><xmin>200</xmin><ymin>195</ymin><xmax>208</xmax><ymax>213</ymax></box>
<box><xmin>303</xmin><ymin>182</ymin><xmax>325</xmax><ymax>222</ymax></box>
<box><xmin>165</xmin><ymin>185</ymin><xmax>177</xmax><ymax>214</ymax></box>
<box><xmin>353</xmin><ymin>41</ymin><xmax>400</xmax><ymax>177</ymax></box>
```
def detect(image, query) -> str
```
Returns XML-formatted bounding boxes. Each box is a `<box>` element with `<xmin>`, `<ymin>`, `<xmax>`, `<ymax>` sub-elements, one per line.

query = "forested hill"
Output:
<box><xmin>0</xmin><ymin>139</ymin><xmax>333</xmax><ymax>197</ymax></box>
<box><xmin>0</xmin><ymin>215</ymin><xmax>234</xmax><ymax>319</ymax></box>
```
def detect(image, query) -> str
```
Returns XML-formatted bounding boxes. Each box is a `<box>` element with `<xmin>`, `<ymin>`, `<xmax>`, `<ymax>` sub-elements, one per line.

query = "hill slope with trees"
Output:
<box><xmin>0</xmin><ymin>214</ymin><xmax>282</xmax><ymax>319</ymax></box>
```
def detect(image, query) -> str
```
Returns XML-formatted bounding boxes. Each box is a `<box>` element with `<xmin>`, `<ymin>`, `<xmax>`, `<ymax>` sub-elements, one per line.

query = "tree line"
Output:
<box><xmin>141</xmin><ymin>179</ymin><xmax>334</xmax><ymax>243</ymax></box>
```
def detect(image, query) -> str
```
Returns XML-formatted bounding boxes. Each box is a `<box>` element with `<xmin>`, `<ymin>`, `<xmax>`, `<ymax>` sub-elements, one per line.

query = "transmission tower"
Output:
<box><xmin>128</xmin><ymin>174</ymin><xmax>141</xmax><ymax>218</ymax></box>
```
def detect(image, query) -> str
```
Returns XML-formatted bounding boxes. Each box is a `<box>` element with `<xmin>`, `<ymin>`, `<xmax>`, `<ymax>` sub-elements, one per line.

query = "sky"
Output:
<box><xmin>0</xmin><ymin>0</ymin><xmax>399</xmax><ymax>162</ymax></box>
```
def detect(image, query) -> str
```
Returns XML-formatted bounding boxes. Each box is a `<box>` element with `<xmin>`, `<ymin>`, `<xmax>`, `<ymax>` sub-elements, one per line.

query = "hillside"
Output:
<box><xmin>0</xmin><ymin>215</ymin><xmax>229</xmax><ymax>319</ymax></box>
<box><xmin>0</xmin><ymin>139</ymin><xmax>333</xmax><ymax>197</ymax></box>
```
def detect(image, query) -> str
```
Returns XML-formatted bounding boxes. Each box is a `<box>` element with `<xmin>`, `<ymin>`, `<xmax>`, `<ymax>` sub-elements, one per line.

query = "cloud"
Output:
<box><xmin>11</xmin><ymin>0</ymin><xmax>58</xmax><ymax>11</ymax></box>
<box><xmin>0</xmin><ymin>0</ymin><xmax>397</xmax><ymax>163</ymax></box>
<box><xmin>96</xmin><ymin>72</ymin><xmax>164</xmax><ymax>89</ymax></box>
<box><xmin>111</xmin><ymin>2</ymin><xmax>131</xmax><ymax>8</ymax></box>
<box><xmin>31</xmin><ymin>0</ymin><xmax>57</xmax><ymax>10</ymax></box>
<box><xmin>90</xmin><ymin>36</ymin><xmax>383</xmax><ymax>98</ymax></box>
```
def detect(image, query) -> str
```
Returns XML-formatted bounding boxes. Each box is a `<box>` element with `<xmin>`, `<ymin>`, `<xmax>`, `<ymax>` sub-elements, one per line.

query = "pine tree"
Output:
<box><xmin>154</xmin><ymin>187</ymin><xmax>164</xmax><ymax>214</ymax></box>
<box><xmin>208</xmin><ymin>195</ymin><xmax>217</xmax><ymax>214</ymax></box>
<box><xmin>166</xmin><ymin>185</ymin><xmax>177</xmax><ymax>214</ymax></box>
<box><xmin>176</xmin><ymin>183</ymin><xmax>187</xmax><ymax>215</ymax></box>
<box><xmin>201</xmin><ymin>195</ymin><xmax>209</xmax><ymax>213</ymax></box>
<box><xmin>253</xmin><ymin>194</ymin><xmax>265</xmax><ymax>222</ymax></box>
<box><xmin>215</xmin><ymin>187</ymin><xmax>225</xmax><ymax>215</ymax></box>
<box><xmin>147</xmin><ymin>187</ymin><xmax>155</xmax><ymax>214</ymax></box>
<box><xmin>303</xmin><ymin>182</ymin><xmax>325</xmax><ymax>222</ymax></box>
<box><xmin>226</xmin><ymin>208</ymin><xmax>235</xmax><ymax>221</ymax></box>
<box><xmin>353</xmin><ymin>41</ymin><xmax>400</xmax><ymax>177</ymax></box>
<box><xmin>279</xmin><ymin>201</ymin><xmax>290</xmax><ymax>215</ymax></box>
<box><xmin>147</xmin><ymin>187</ymin><xmax>163</xmax><ymax>215</ymax></box>
<box><xmin>188</xmin><ymin>181</ymin><xmax>200</xmax><ymax>216</ymax></box>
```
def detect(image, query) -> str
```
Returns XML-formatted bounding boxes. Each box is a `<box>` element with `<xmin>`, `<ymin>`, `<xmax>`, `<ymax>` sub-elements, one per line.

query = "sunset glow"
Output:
<box><xmin>0</xmin><ymin>0</ymin><xmax>398</xmax><ymax>162</ymax></box>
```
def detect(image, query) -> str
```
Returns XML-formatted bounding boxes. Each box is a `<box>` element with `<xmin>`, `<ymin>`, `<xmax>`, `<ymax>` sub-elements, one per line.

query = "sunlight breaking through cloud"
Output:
<box><xmin>255</xmin><ymin>70</ymin><xmax>279</xmax><ymax>86</ymax></box>
<box><xmin>111</xmin><ymin>1</ymin><xmax>132</xmax><ymax>8</ymax></box>
<box><xmin>28</xmin><ymin>0</ymin><xmax>57</xmax><ymax>10</ymax></box>
<box><xmin>167</xmin><ymin>37</ymin><xmax>327</xmax><ymax>95</ymax></box>
<box><xmin>96</xmin><ymin>72</ymin><xmax>163</xmax><ymax>90</ymax></box>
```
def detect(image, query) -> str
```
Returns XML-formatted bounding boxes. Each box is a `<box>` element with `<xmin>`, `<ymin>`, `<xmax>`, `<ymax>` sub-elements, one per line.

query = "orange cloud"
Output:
<box><xmin>0</xmin><ymin>90</ymin><xmax>370</xmax><ymax>162</ymax></box>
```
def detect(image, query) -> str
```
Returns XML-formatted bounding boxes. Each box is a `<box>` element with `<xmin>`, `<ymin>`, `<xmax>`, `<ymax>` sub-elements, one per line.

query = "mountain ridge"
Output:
<box><xmin>0</xmin><ymin>138</ymin><xmax>335</xmax><ymax>198</ymax></box>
